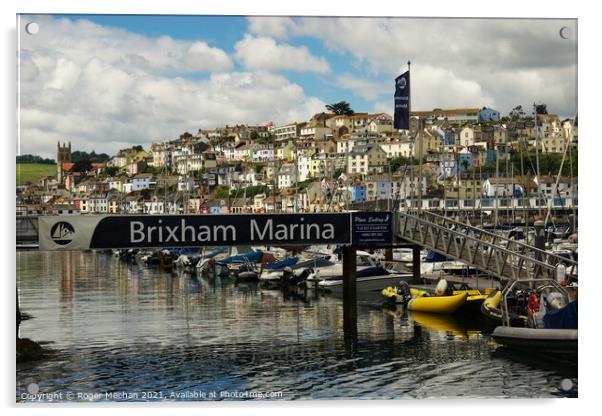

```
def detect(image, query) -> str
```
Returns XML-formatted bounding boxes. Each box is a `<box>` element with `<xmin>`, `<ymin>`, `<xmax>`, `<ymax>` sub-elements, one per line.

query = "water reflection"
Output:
<box><xmin>17</xmin><ymin>251</ymin><xmax>577</xmax><ymax>401</ymax></box>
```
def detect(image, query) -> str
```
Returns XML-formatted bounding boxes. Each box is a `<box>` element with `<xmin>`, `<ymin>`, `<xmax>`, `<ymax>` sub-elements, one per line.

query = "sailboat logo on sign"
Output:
<box><xmin>50</xmin><ymin>221</ymin><xmax>75</xmax><ymax>245</ymax></box>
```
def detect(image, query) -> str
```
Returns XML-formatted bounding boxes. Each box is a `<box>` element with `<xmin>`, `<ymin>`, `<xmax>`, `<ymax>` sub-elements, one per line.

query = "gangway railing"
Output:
<box><xmin>396</xmin><ymin>210</ymin><xmax>578</xmax><ymax>282</ymax></box>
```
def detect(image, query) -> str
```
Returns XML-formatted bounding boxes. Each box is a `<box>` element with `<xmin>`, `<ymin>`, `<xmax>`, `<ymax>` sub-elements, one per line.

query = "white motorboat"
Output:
<box><xmin>317</xmin><ymin>269</ymin><xmax>413</xmax><ymax>297</ymax></box>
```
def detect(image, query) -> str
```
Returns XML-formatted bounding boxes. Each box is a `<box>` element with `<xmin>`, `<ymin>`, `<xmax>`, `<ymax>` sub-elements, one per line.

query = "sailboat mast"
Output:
<box><xmin>495</xmin><ymin>144</ymin><xmax>500</xmax><ymax>228</ymax></box>
<box><xmin>520</xmin><ymin>136</ymin><xmax>528</xmax><ymax>239</ymax></box>
<box><xmin>534</xmin><ymin>105</ymin><xmax>542</xmax><ymax>217</ymax></box>
<box><xmin>294</xmin><ymin>141</ymin><xmax>298</xmax><ymax>213</ymax></box>
<box><xmin>570</xmin><ymin>141</ymin><xmax>576</xmax><ymax>232</ymax></box>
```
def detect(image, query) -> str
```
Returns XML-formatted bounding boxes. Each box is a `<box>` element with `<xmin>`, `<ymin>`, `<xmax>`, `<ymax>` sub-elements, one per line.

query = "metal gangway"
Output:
<box><xmin>396</xmin><ymin>210</ymin><xmax>578</xmax><ymax>282</ymax></box>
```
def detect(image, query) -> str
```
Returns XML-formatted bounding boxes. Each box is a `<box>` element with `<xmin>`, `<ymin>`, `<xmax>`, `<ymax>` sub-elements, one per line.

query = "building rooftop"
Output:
<box><xmin>412</xmin><ymin>108</ymin><xmax>481</xmax><ymax>116</ymax></box>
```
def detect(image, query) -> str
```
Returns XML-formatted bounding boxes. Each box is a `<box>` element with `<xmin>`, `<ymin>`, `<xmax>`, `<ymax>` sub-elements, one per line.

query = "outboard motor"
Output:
<box><xmin>397</xmin><ymin>281</ymin><xmax>411</xmax><ymax>302</ymax></box>
<box><xmin>281</xmin><ymin>267</ymin><xmax>294</xmax><ymax>285</ymax></box>
<box><xmin>545</xmin><ymin>292</ymin><xmax>567</xmax><ymax>311</ymax></box>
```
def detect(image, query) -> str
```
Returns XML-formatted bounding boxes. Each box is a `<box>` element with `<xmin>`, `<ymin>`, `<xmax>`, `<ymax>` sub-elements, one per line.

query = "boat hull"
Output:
<box><xmin>492</xmin><ymin>326</ymin><xmax>578</xmax><ymax>354</ymax></box>
<box><xmin>408</xmin><ymin>292</ymin><xmax>468</xmax><ymax>314</ymax></box>
<box><xmin>319</xmin><ymin>274</ymin><xmax>413</xmax><ymax>298</ymax></box>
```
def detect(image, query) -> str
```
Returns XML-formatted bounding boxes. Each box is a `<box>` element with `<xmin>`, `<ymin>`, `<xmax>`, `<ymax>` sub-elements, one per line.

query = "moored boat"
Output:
<box><xmin>490</xmin><ymin>277</ymin><xmax>577</xmax><ymax>354</ymax></box>
<box><xmin>453</xmin><ymin>289</ymin><xmax>491</xmax><ymax>313</ymax></box>
<box><xmin>491</xmin><ymin>326</ymin><xmax>577</xmax><ymax>354</ymax></box>
<box><xmin>317</xmin><ymin>271</ymin><xmax>413</xmax><ymax>297</ymax></box>
<box><xmin>480</xmin><ymin>290</ymin><xmax>527</xmax><ymax>327</ymax></box>
<box><xmin>407</xmin><ymin>292</ymin><xmax>468</xmax><ymax>314</ymax></box>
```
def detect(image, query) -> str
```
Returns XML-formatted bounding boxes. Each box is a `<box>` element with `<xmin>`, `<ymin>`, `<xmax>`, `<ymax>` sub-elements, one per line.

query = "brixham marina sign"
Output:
<box><xmin>38</xmin><ymin>212</ymin><xmax>393</xmax><ymax>250</ymax></box>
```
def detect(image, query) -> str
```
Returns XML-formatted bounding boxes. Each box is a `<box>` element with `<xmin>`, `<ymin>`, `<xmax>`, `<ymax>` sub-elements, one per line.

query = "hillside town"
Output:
<box><xmin>16</xmin><ymin>106</ymin><xmax>578</xmax><ymax>217</ymax></box>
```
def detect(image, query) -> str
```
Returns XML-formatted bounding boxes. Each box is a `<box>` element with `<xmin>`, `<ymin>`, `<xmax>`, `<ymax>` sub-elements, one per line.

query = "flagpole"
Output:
<box><xmin>406</xmin><ymin>61</ymin><xmax>414</xmax><ymax>210</ymax></box>
<box><xmin>407</xmin><ymin>61</ymin><xmax>411</xmax><ymax>119</ymax></box>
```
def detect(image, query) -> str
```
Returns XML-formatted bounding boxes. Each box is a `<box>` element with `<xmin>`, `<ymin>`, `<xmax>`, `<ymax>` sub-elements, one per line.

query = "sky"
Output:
<box><xmin>17</xmin><ymin>14</ymin><xmax>577</xmax><ymax>159</ymax></box>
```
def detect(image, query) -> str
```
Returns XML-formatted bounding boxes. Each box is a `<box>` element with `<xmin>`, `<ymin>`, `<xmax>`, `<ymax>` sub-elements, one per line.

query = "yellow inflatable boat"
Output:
<box><xmin>453</xmin><ymin>289</ymin><xmax>492</xmax><ymax>313</ymax></box>
<box><xmin>381</xmin><ymin>286</ymin><xmax>428</xmax><ymax>303</ymax></box>
<box><xmin>407</xmin><ymin>292</ymin><xmax>468</xmax><ymax>314</ymax></box>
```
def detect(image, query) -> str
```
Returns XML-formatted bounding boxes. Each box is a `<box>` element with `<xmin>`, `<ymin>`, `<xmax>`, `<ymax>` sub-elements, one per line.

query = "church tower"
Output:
<box><xmin>57</xmin><ymin>141</ymin><xmax>71</xmax><ymax>184</ymax></box>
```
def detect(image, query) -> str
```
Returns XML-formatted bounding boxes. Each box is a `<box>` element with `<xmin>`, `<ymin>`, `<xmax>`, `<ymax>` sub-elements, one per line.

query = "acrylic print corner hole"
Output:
<box><xmin>25</xmin><ymin>21</ymin><xmax>39</xmax><ymax>35</ymax></box>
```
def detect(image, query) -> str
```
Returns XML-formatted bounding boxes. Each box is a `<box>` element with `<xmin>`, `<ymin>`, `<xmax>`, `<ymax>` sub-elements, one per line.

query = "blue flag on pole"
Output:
<box><xmin>394</xmin><ymin>70</ymin><xmax>410</xmax><ymax>130</ymax></box>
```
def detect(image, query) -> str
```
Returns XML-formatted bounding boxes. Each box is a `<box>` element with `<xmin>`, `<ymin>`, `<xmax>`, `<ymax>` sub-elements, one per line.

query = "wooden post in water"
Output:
<box><xmin>342</xmin><ymin>245</ymin><xmax>357</xmax><ymax>351</ymax></box>
<box><xmin>412</xmin><ymin>245</ymin><xmax>421</xmax><ymax>284</ymax></box>
<box><xmin>384</xmin><ymin>248</ymin><xmax>393</xmax><ymax>262</ymax></box>
<box><xmin>17</xmin><ymin>287</ymin><xmax>21</xmax><ymax>339</ymax></box>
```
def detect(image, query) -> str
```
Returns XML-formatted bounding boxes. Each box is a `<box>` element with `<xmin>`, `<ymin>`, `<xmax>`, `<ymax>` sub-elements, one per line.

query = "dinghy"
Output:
<box><xmin>407</xmin><ymin>292</ymin><xmax>468</xmax><ymax>314</ymax></box>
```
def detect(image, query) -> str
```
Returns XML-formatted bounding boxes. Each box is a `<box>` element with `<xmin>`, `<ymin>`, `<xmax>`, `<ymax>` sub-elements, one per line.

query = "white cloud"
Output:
<box><xmin>334</xmin><ymin>73</ymin><xmax>389</xmax><ymax>100</ymax></box>
<box><xmin>248</xmin><ymin>16</ymin><xmax>577</xmax><ymax>116</ymax></box>
<box><xmin>372</xmin><ymin>101</ymin><xmax>392</xmax><ymax>115</ymax></box>
<box><xmin>247</xmin><ymin>17</ymin><xmax>296</xmax><ymax>39</ymax></box>
<box><xmin>411</xmin><ymin>65</ymin><xmax>494</xmax><ymax>110</ymax></box>
<box><xmin>185</xmin><ymin>41</ymin><xmax>233</xmax><ymax>73</ymax></box>
<box><xmin>22</xmin><ymin>16</ymin><xmax>234</xmax><ymax>76</ymax></box>
<box><xmin>18</xmin><ymin>16</ymin><xmax>325</xmax><ymax>158</ymax></box>
<box><xmin>234</xmin><ymin>35</ymin><xmax>330</xmax><ymax>74</ymax></box>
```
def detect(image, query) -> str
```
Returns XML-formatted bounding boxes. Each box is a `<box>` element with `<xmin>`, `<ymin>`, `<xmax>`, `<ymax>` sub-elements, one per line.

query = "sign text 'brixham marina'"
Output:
<box><xmin>129</xmin><ymin>218</ymin><xmax>337</xmax><ymax>244</ymax></box>
<box><xmin>38</xmin><ymin>212</ymin><xmax>393</xmax><ymax>250</ymax></box>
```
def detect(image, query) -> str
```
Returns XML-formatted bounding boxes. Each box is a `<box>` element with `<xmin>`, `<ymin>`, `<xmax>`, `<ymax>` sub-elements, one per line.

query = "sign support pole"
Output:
<box><xmin>412</xmin><ymin>244</ymin><xmax>422</xmax><ymax>284</ymax></box>
<box><xmin>342</xmin><ymin>245</ymin><xmax>357</xmax><ymax>352</ymax></box>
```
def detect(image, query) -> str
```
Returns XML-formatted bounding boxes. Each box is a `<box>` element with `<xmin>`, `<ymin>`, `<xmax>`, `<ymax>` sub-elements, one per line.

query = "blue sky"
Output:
<box><xmin>56</xmin><ymin>14</ymin><xmax>377</xmax><ymax>110</ymax></box>
<box><xmin>18</xmin><ymin>14</ymin><xmax>577</xmax><ymax>157</ymax></box>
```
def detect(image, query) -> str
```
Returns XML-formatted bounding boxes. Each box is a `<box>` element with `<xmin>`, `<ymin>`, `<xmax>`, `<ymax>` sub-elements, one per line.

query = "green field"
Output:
<box><xmin>16</xmin><ymin>163</ymin><xmax>57</xmax><ymax>185</ymax></box>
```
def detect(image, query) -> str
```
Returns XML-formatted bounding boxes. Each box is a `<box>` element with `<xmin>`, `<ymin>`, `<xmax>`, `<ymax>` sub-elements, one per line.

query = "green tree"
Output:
<box><xmin>509</xmin><ymin>105</ymin><xmax>526</xmax><ymax>120</ymax></box>
<box><xmin>16</xmin><ymin>154</ymin><xmax>55</xmax><ymax>164</ymax></box>
<box><xmin>326</xmin><ymin>101</ymin><xmax>354</xmax><ymax>115</ymax></box>
<box><xmin>215</xmin><ymin>186</ymin><xmax>230</xmax><ymax>199</ymax></box>
<box><xmin>142</xmin><ymin>166</ymin><xmax>163</xmax><ymax>174</ymax></box>
<box><xmin>233</xmin><ymin>185</ymin><xmax>269</xmax><ymax>199</ymax></box>
<box><xmin>102</xmin><ymin>166</ymin><xmax>120</xmax><ymax>177</ymax></box>
<box><xmin>534</xmin><ymin>102</ymin><xmax>548</xmax><ymax>115</ymax></box>
<box><xmin>250</xmin><ymin>130</ymin><xmax>259</xmax><ymax>141</ymax></box>
<box><xmin>209</xmin><ymin>137</ymin><xmax>220</xmax><ymax>152</ymax></box>
<box><xmin>179</xmin><ymin>132</ymin><xmax>193</xmax><ymax>140</ymax></box>
<box><xmin>390</xmin><ymin>156</ymin><xmax>409</xmax><ymax>172</ymax></box>
<box><xmin>71</xmin><ymin>150</ymin><xmax>110</xmax><ymax>163</ymax></box>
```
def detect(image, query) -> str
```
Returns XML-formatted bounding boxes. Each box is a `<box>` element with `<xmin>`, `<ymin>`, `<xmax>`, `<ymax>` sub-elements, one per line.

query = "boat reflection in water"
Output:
<box><xmin>17</xmin><ymin>251</ymin><xmax>576</xmax><ymax>401</ymax></box>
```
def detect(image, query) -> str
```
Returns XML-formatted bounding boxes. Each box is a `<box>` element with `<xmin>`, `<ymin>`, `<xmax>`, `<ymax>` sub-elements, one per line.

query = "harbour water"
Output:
<box><xmin>16</xmin><ymin>250</ymin><xmax>577</xmax><ymax>401</ymax></box>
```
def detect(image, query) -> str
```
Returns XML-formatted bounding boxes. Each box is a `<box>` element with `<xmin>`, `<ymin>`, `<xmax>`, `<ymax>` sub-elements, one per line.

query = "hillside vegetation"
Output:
<box><xmin>16</xmin><ymin>163</ymin><xmax>56</xmax><ymax>185</ymax></box>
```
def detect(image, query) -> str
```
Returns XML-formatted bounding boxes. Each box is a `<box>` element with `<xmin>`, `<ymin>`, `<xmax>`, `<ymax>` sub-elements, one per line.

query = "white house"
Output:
<box><xmin>379</xmin><ymin>139</ymin><xmax>413</xmax><ymax>158</ymax></box>
<box><xmin>277</xmin><ymin>164</ymin><xmax>297</xmax><ymax>189</ymax></box>
<box><xmin>269</xmin><ymin>122</ymin><xmax>300</xmax><ymax>142</ymax></box>
<box><xmin>536</xmin><ymin>176</ymin><xmax>577</xmax><ymax>199</ymax></box>
<box><xmin>300</xmin><ymin>124</ymin><xmax>331</xmax><ymax>141</ymax></box>
<box><xmin>144</xmin><ymin>197</ymin><xmax>165</xmax><ymax>215</ymax></box>
<box><xmin>234</xmin><ymin>144</ymin><xmax>253</xmax><ymax>161</ymax></box>
<box><xmin>482</xmin><ymin>177</ymin><xmax>528</xmax><ymax>198</ymax></box>
<box><xmin>391</xmin><ymin>176</ymin><xmax>428</xmax><ymax>199</ymax></box>
<box><xmin>459</xmin><ymin>127</ymin><xmax>475</xmax><ymax>147</ymax></box>
<box><xmin>297</xmin><ymin>154</ymin><xmax>313</xmax><ymax>182</ymax></box>
<box><xmin>347</xmin><ymin>144</ymin><xmax>388</xmax><ymax>176</ymax></box>
<box><xmin>108</xmin><ymin>178</ymin><xmax>124</xmax><ymax>192</ymax></box>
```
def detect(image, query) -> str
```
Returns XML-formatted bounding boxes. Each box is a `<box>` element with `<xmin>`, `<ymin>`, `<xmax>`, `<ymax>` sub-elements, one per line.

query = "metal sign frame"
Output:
<box><xmin>39</xmin><ymin>212</ymin><xmax>393</xmax><ymax>250</ymax></box>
